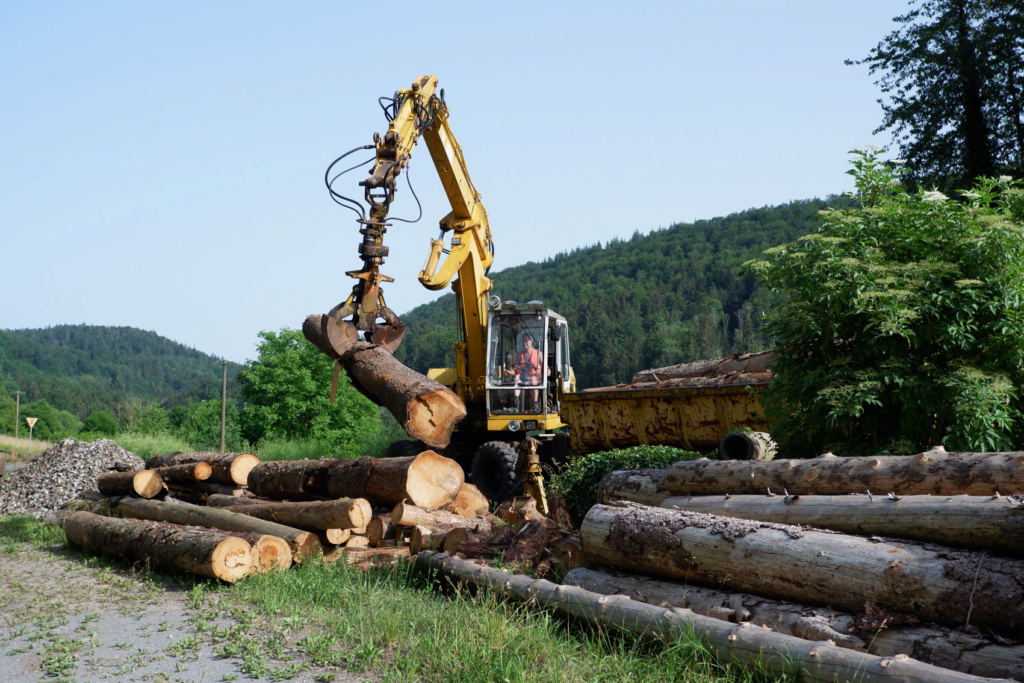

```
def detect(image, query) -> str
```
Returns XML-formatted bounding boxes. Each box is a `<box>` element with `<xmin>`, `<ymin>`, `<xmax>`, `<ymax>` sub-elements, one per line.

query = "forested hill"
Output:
<box><xmin>0</xmin><ymin>325</ymin><xmax>240</xmax><ymax>419</ymax></box>
<box><xmin>394</xmin><ymin>198</ymin><xmax>840</xmax><ymax>389</ymax></box>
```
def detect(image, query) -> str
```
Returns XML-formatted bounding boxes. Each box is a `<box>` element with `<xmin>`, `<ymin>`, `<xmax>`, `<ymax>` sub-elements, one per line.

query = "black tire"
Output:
<box><xmin>384</xmin><ymin>439</ymin><xmax>430</xmax><ymax>458</ymax></box>
<box><xmin>470</xmin><ymin>441</ymin><xmax>521</xmax><ymax>502</ymax></box>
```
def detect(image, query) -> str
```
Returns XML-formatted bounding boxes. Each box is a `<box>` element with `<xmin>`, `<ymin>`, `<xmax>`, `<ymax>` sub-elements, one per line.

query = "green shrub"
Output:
<box><xmin>254</xmin><ymin>436</ymin><xmax>337</xmax><ymax>462</ymax></box>
<box><xmin>552</xmin><ymin>445</ymin><xmax>699</xmax><ymax>525</ymax></box>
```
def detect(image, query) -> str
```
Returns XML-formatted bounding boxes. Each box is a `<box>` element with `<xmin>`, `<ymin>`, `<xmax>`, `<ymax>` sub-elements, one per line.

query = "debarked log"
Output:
<box><xmin>580</xmin><ymin>504</ymin><xmax>1024</xmax><ymax>639</ymax></box>
<box><xmin>113</xmin><ymin>497</ymin><xmax>317</xmax><ymax>560</ymax></box>
<box><xmin>665</xmin><ymin>448</ymin><xmax>1024</xmax><ymax>497</ymax></box>
<box><xmin>96</xmin><ymin>470</ymin><xmax>166</xmax><ymax>499</ymax></box>
<box><xmin>64</xmin><ymin>511</ymin><xmax>253</xmax><ymax>582</ymax></box>
<box><xmin>303</xmin><ymin>314</ymin><xmax>466</xmax><ymax>449</ymax></box>
<box><xmin>146</xmin><ymin>452</ymin><xmax>260</xmax><ymax>486</ymax></box>
<box><xmin>598</xmin><ymin>468</ymin><xmax>672</xmax><ymax>507</ymax></box>
<box><xmin>564</xmin><ymin>568</ymin><xmax>1024</xmax><ymax>681</ymax></box>
<box><xmin>659</xmin><ymin>493</ymin><xmax>1024</xmax><ymax>556</ymax></box>
<box><xmin>246</xmin><ymin>452</ymin><xmax>464</xmax><ymax>509</ymax></box>
<box><xmin>414</xmin><ymin>551</ymin><xmax>1003</xmax><ymax>683</ymax></box>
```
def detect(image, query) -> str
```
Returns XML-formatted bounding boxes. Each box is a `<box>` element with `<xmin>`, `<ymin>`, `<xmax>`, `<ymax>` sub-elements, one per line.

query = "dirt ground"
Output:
<box><xmin>0</xmin><ymin>540</ymin><xmax>372</xmax><ymax>683</ymax></box>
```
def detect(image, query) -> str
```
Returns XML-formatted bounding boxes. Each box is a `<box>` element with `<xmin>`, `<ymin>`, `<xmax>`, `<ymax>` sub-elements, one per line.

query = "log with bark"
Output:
<box><xmin>303</xmin><ymin>314</ymin><xmax>466</xmax><ymax>449</ymax></box>
<box><xmin>580</xmin><ymin>504</ymin><xmax>1024</xmax><ymax>639</ymax></box>
<box><xmin>112</xmin><ymin>496</ymin><xmax>317</xmax><ymax>560</ymax></box>
<box><xmin>659</xmin><ymin>493</ymin><xmax>1024</xmax><ymax>556</ymax></box>
<box><xmin>564</xmin><ymin>568</ymin><xmax>1024</xmax><ymax>682</ymax></box>
<box><xmin>97</xmin><ymin>470</ymin><xmax>166</xmax><ymax>499</ymax></box>
<box><xmin>174</xmin><ymin>481</ymin><xmax>248</xmax><ymax>498</ymax></box>
<box><xmin>319</xmin><ymin>528</ymin><xmax>351</xmax><ymax>546</ymax></box>
<box><xmin>321</xmin><ymin>545</ymin><xmax>411</xmax><ymax>568</ymax></box>
<box><xmin>441</xmin><ymin>527</ymin><xmax>495</xmax><ymax>555</ymax></box>
<box><xmin>246</xmin><ymin>452</ymin><xmax>464</xmax><ymax>509</ymax></box>
<box><xmin>409</xmin><ymin>525</ymin><xmax>445</xmax><ymax>555</ymax></box>
<box><xmin>415</xmin><ymin>551</ymin><xmax>1002</xmax><ymax>683</ymax></box>
<box><xmin>218</xmin><ymin>497</ymin><xmax>372</xmax><ymax>531</ymax></box>
<box><xmin>665</xmin><ymin>448</ymin><xmax>1024</xmax><ymax>497</ymax></box>
<box><xmin>64</xmin><ymin>511</ymin><xmax>253</xmax><ymax>582</ymax></box>
<box><xmin>150</xmin><ymin>462</ymin><xmax>212</xmax><ymax>485</ymax></box>
<box><xmin>146</xmin><ymin>452</ymin><xmax>260</xmax><ymax>486</ymax></box>
<box><xmin>366</xmin><ymin>513</ymin><xmax>395</xmax><ymax>546</ymax></box>
<box><xmin>598</xmin><ymin>468</ymin><xmax>672</xmax><ymax>507</ymax></box>
<box><xmin>502</xmin><ymin>519</ymin><xmax>552</xmax><ymax>569</ymax></box>
<box><xmin>391</xmin><ymin>501</ymin><xmax>489</xmax><ymax>531</ymax></box>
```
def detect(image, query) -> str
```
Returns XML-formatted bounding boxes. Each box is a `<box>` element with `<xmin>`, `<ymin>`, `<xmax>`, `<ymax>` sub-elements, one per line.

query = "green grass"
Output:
<box><xmin>254</xmin><ymin>437</ymin><xmax>339</xmax><ymax>462</ymax></box>
<box><xmin>0</xmin><ymin>515</ymin><xmax>67</xmax><ymax>548</ymax></box>
<box><xmin>113</xmin><ymin>432</ymin><xmax>194</xmax><ymax>460</ymax></box>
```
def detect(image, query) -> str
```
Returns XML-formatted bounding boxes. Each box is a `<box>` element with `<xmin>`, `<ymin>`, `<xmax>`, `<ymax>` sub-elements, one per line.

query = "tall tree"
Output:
<box><xmin>849</xmin><ymin>0</ymin><xmax>1024</xmax><ymax>190</ymax></box>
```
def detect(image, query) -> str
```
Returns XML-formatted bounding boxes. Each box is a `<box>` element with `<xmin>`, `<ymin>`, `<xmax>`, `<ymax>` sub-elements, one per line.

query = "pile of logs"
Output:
<box><xmin>581</xmin><ymin>446</ymin><xmax>1024</xmax><ymax>681</ymax></box>
<box><xmin>63</xmin><ymin>449</ymin><xmax>579</xmax><ymax>585</ymax></box>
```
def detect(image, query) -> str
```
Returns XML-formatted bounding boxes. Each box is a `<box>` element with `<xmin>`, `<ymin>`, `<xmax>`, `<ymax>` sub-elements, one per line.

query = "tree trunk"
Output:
<box><xmin>246</xmin><ymin>452</ymin><xmax>464</xmax><ymax>509</ymax></box>
<box><xmin>113</xmin><ymin>496</ymin><xmax>318</xmax><ymax>560</ymax></box>
<box><xmin>445</xmin><ymin>483</ymin><xmax>490</xmax><ymax>518</ymax></box>
<box><xmin>146</xmin><ymin>452</ymin><xmax>259</xmax><ymax>486</ymax></box>
<box><xmin>303</xmin><ymin>314</ymin><xmax>466</xmax><ymax>449</ymax></box>
<box><xmin>630</xmin><ymin>350</ymin><xmax>775</xmax><ymax>384</ymax></box>
<box><xmin>659</xmin><ymin>493</ymin><xmax>1024</xmax><ymax>556</ymax></box>
<box><xmin>173</xmin><ymin>481</ymin><xmax>248</xmax><ymax>497</ymax></box>
<box><xmin>391</xmin><ymin>501</ymin><xmax>489</xmax><ymax>531</ymax></box>
<box><xmin>415</xmin><ymin>551</ymin><xmax>999</xmax><ymax>683</ymax></box>
<box><xmin>564</xmin><ymin>568</ymin><xmax>1024</xmax><ymax>682</ymax></box>
<box><xmin>665</xmin><ymin>448</ymin><xmax>1024</xmax><ymax>497</ymax></box>
<box><xmin>580</xmin><ymin>504</ymin><xmax>1024</xmax><ymax>639</ymax></box>
<box><xmin>321</xmin><ymin>545</ymin><xmax>410</xmax><ymax>568</ymax></box>
<box><xmin>598</xmin><ymin>468</ymin><xmax>672</xmax><ymax>507</ymax></box>
<box><xmin>64</xmin><ymin>511</ymin><xmax>253</xmax><ymax>582</ymax></box>
<box><xmin>219</xmin><ymin>498</ymin><xmax>372</xmax><ymax>530</ymax></box>
<box><xmin>97</xmin><ymin>470</ymin><xmax>165</xmax><ymax>499</ymax></box>
<box><xmin>366</xmin><ymin>513</ymin><xmax>395</xmax><ymax>546</ymax></box>
<box><xmin>150</xmin><ymin>462</ymin><xmax>212</xmax><ymax>485</ymax></box>
<box><xmin>228</xmin><ymin>532</ymin><xmax>293</xmax><ymax>572</ymax></box>
<box><xmin>441</xmin><ymin>527</ymin><xmax>494</xmax><ymax>555</ymax></box>
<box><xmin>409</xmin><ymin>525</ymin><xmax>445</xmax><ymax>555</ymax></box>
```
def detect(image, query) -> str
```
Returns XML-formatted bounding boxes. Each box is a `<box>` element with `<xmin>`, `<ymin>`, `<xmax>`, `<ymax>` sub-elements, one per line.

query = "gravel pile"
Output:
<box><xmin>0</xmin><ymin>438</ymin><xmax>144</xmax><ymax>517</ymax></box>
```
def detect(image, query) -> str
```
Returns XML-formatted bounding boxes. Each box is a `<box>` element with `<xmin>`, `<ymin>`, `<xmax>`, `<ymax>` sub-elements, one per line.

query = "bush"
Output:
<box><xmin>551</xmin><ymin>445</ymin><xmax>699</xmax><ymax>525</ymax></box>
<box><xmin>254</xmin><ymin>437</ymin><xmax>336</xmax><ymax>462</ymax></box>
<box><xmin>114</xmin><ymin>431</ymin><xmax>194</xmax><ymax>461</ymax></box>
<box><xmin>81</xmin><ymin>410</ymin><xmax>119</xmax><ymax>436</ymax></box>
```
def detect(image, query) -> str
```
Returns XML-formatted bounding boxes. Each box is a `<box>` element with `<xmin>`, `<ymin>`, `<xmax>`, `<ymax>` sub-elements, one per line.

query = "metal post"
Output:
<box><xmin>13</xmin><ymin>391</ymin><xmax>23</xmax><ymax>438</ymax></box>
<box><xmin>219</xmin><ymin>360</ymin><xmax>228</xmax><ymax>453</ymax></box>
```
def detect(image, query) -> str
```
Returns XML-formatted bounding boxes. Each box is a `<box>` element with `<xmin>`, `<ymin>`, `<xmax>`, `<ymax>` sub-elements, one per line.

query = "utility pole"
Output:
<box><xmin>217</xmin><ymin>360</ymin><xmax>240</xmax><ymax>453</ymax></box>
<box><xmin>13</xmin><ymin>390</ymin><xmax>24</xmax><ymax>438</ymax></box>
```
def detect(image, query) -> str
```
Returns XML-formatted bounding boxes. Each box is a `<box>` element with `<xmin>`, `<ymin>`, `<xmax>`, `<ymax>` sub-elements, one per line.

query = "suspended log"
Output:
<box><xmin>113</xmin><ymin>496</ymin><xmax>317</xmax><ymax>560</ymax></box>
<box><xmin>150</xmin><ymin>462</ymin><xmax>212</xmax><ymax>485</ymax></box>
<box><xmin>598</xmin><ymin>469</ymin><xmax>672</xmax><ymax>507</ymax></box>
<box><xmin>64</xmin><ymin>511</ymin><xmax>253</xmax><ymax>582</ymax></box>
<box><xmin>97</xmin><ymin>470</ymin><xmax>165</xmax><ymax>499</ymax></box>
<box><xmin>220</xmin><ymin>497</ymin><xmax>372</xmax><ymax>530</ymax></box>
<box><xmin>415</xmin><ymin>551</ymin><xmax>999</xmax><ymax>683</ymax></box>
<box><xmin>445</xmin><ymin>483</ymin><xmax>490</xmax><ymax>517</ymax></box>
<box><xmin>146</xmin><ymin>452</ymin><xmax>260</xmax><ymax>486</ymax></box>
<box><xmin>229</xmin><ymin>532</ymin><xmax>293</xmax><ymax>572</ymax></box>
<box><xmin>564</xmin><ymin>568</ymin><xmax>1024</xmax><ymax>682</ymax></box>
<box><xmin>303</xmin><ymin>314</ymin><xmax>466</xmax><ymax>449</ymax></box>
<box><xmin>580</xmin><ymin>504</ymin><xmax>1024</xmax><ymax>639</ymax></box>
<box><xmin>246</xmin><ymin>452</ymin><xmax>464</xmax><ymax>509</ymax></box>
<box><xmin>665</xmin><ymin>448</ymin><xmax>1024</xmax><ymax>497</ymax></box>
<box><xmin>660</xmin><ymin>493</ymin><xmax>1024</xmax><ymax>555</ymax></box>
<box><xmin>391</xmin><ymin>501</ymin><xmax>489</xmax><ymax>530</ymax></box>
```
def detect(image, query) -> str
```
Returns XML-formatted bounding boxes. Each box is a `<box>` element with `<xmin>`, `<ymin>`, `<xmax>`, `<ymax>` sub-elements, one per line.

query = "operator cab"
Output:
<box><xmin>484</xmin><ymin>298</ymin><xmax>572</xmax><ymax>433</ymax></box>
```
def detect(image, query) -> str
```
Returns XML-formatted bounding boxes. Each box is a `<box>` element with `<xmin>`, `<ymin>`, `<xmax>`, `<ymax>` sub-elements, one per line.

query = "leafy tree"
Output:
<box><xmin>238</xmin><ymin>329</ymin><xmax>380</xmax><ymax>456</ymax></box>
<box><xmin>181</xmin><ymin>400</ymin><xmax>243</xmax><ymax>451</ymax></box>
<box><xmin>81</xmin><ymin>410</ymin><xmax>119</xmax><ymax>436</ymax></box>
<box><xmin>13</xmin><ymin>399</ymin><xmax>82</xmax><ymax>441</ymax></box>
<box><xmin>848</xmin><ymin>0</ymin><xmax>1024</xmax><ymax>191</ymax></box>
<box><xmin>746</xmin><ymin>149</ymin><xmax>1024</xmax><ymax>457</ymax></box>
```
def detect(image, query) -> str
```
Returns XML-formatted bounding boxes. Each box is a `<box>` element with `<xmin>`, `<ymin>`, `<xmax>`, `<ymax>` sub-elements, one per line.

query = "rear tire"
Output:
<box><xmin>470</xmin><ymin>441</ymin><xmax>521</xmax><ymax>502</ymax></box>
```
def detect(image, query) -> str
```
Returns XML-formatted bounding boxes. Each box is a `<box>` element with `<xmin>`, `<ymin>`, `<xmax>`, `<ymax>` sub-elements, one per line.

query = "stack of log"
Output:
<box><xmin>63</xmin><ymin>448</ymin><xmax>578</xmax><ymax>583</ymax></box>
<box><xmin>577</xmin><ymin>447</ymin><xmax>1024</xmax><ymax>681</ymax></box>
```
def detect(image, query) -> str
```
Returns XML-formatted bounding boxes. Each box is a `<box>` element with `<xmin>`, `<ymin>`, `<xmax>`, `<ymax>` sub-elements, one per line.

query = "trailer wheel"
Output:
<box><xmin>471</xmin><ymin>441</ymin><xmax>521</xmax><ymax>502</ymax></box>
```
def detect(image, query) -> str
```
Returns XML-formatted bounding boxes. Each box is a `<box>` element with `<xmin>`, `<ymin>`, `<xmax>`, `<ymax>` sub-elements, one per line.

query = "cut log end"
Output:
<box><xmin>404</xmin><ymin>391</ymin><xmax>467</xmax><ymax>449</ymax></box>
<box><xmin>134</xmin><ymin>471</ymin><xmax>166</xmax><ymax>498</ymax></box>
<box><xmin>405</xmin><ymin>451</ymin><xmax>465</xmax><ymax>509</ymax></box>
<box><xmin>210</xmin><ymin>537</ymin><xmax>254</xmax><ymax>582</ymax></box>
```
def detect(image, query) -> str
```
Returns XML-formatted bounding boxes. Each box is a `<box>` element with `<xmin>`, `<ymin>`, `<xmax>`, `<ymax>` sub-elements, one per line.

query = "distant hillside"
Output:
<box><xmin>394</xmin><ymin>198</ymin><xmax>841</xmax><ymax>389</ymax></box>
<box><xmin>0</xmin><ymin>325</ymin><xmax>242</xmax><ymax>419</ymax></box>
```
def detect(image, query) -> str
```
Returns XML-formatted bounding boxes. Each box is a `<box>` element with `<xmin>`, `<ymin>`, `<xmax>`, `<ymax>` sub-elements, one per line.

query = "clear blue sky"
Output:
<box><xmin>2</xmin><ymin>1</ymin><xmax>899</xmax><ymax>364</ymax></box>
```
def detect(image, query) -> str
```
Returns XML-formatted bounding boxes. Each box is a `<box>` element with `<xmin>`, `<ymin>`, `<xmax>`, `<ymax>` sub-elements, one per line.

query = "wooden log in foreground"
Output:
<box><xmin>322</xmin><ymin>545</ymin><xmax>411</xmax><ymax>568</ymax></box>
<box><xmin>414</xmin><ymin>551</ymin><xmax>1002</xmax><ymax>683</ymax></box>
<box><xmin>565</xmin><ymin>568</ymin><xmax>1024</xmax><ymax>682</ymax></box>
<box><xmin>303</xmin><ymin>315</ymin><xmax>466</xmax><ymax>449</ymax></box>
<box><xmin>246</xmin><ymin>452</ymin><xmax>464</xmax><ymax>509</ymax></box>
<box><xmin>220</xmin><ymin>497</ymin><xmax>372</xmax><ymax>530</ymax></box>
<box><xmin>150</xmin><ymin>462</ymin><xmax>212</xmax><ymax>485</ymax></box>
<box><xmin>229</xmin><ymin>532</ymin><xmax>293</xmax><ymax>572</ymax></box>
<box><xmin>113</xmin><ymin>497</ymin><xmax>317</xmax><ymax>560</ymax></box>
<box><xmin>146</xmin><ymin>452</ymin><xmax>260</xmax><ymax>486</ymax></box>
<box><xmin>97</xmin><ymin>470</ymin><xmax>165</xmax><ymax>499</ymax></box>
<box><xmin>665</xmin><ymin>448</ymin><xmax>1024</xmax><ymax>497</ymax></box>
<box><xmin>660</xmin><ymin>493</ymin><xmax>1024</xmax><ymax>556</ymax></box>
<box><xmin>598</xmin><ymin>468</ymin><xmax>672</xmax><ymax>507</ymax></box>
<box><xmin>64</xmin><ymin>511</ymin><xmax>253</xmax><ymax>582</ymax></box>
<box><xmin>580</xmin><ymin>504</ymin><xmax>1024</xmax><ymax>639</ymax></box>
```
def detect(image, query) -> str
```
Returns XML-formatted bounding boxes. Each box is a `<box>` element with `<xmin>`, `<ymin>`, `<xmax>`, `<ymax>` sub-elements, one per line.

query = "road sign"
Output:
<box><xmin>25</xmin><ymin>417</ymin><xmax>37</xmax><ymax>427</ymax></box>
